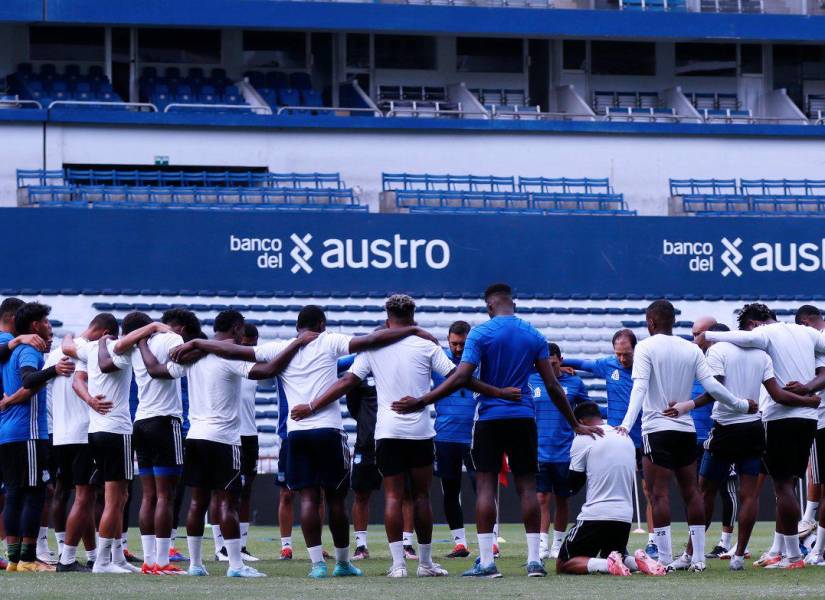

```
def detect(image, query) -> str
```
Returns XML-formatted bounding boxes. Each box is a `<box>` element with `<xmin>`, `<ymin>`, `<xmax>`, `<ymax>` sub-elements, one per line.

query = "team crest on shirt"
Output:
<box><xmin>533</xmin><ymin>387</ymin><xmax>541</xmax><ymax>398</ymax></box>
<box><xmin>611</xmin><ymin>370</ymin><xmax>620</xmax><ymax>381</ymax></box>
<box><xmin>354</xmin><ymin>453</ymin><xmax>362</xmax><ymax>465</ymax></box>
<box><xmin>41</xmin><ymin>470</ymin><xmax>50</xmax><ymax>483</ymax></box>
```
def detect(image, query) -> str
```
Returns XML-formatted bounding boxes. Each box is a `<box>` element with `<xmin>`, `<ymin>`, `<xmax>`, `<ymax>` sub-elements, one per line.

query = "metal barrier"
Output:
<box><xmin>47</xmin><ymin>100</ymin><xmax>159</xmax><ymax>112</ymax></box>
<box><xmin>0</xmin><ymin>98</ymin><xmax>43</xmax><ymax>110</ymax></box>
<box><xmin>163</xmin><ymin>103</ymin><xmax>272</xmax><ymax>115</ymax></box>
<box><xmin>276</xmin><ymin>106</ymin><xmax>383</xmax><ymax>117</ymax></box>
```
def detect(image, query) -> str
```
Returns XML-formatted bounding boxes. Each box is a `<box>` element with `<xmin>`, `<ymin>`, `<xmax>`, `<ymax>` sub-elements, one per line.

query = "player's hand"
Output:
<box><xmin>805</xmin><ymin>394</ymin><xmax>822</xmax><ymax>408</ymax></box>
<box><xmin>784</xmin><ymin>380</ymin><xmax>811</xmax><ymax>395</ymax></box>
<box><xmin>574</xmin><ymin>423</ymin><xmax>603</xmax><ymax>438</ymax></box>
<box><xmin>498</xmin><ymin>387</ymin><xmax>522</xmax><ymax>401</ymax></box>
<box><xmin>0</xmin><ymin>395</ymin><xmax>12</xmax><ymax>411</ymax></box>
<box><xmin>55</xmin><ymin>356</ymin><xmax>75</xmax><ymax>377</ymax></box>
<box><xmin>18</xmin><ymin>334</ymin><xmax>47</xmax><ymax>352</ymax></box>
<box><xmin>615</xmin><ymin>426</ymin><xmax>629</xmax><ymax>437</ymax></box>
<box><xmin>746</xmin><ymin>399</ymin><xmax>759</xmax><ymax>414</ymax></box>
<box><xmin>297</xmin><ymin>330</ymin><xmax>320</xmax><ymax>346</ymax></box>
<box><xmin>168</xmin><ymin>341</ymin><xmax>196</xmax><ymax>363</ymax></box>
<box><xmin>560</xmin><ymin>366</ymin><xmax>577</xmax><ymax>376</ymax></box>
<box><xmin>87</xmin><ymin>394</ymin><xmax>113</xmax><ymax>415</ymax></box>
<box><xmin>392</xmin><ymin>396</ymin><xmax>426</xmax><ymax>414</ymax></box>
<box><xmin>413</xmin><ymin>327</ymin><xmax>439</xmax><ymax>345</ymax></box>
<box><xmin>291</xmin><ymin>404</ymin><xmax>313</xmax><ymax>420</ymax></box>
<box><xmin>662</xmin><ymin>400</ymin><xmax>694</xmax><ymax>418</ymax></box>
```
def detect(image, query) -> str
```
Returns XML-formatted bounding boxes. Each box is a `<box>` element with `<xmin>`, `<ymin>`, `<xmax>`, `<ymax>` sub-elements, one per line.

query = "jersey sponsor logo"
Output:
<box><xmin>611</xmin><ymin>369</ymin><xmax>620</xmax><ymax>381</ymax></box>
<box><xmin>533</xmin><ymin>386</ymin><xmax>542</xmax><ymax>398</ymax></box>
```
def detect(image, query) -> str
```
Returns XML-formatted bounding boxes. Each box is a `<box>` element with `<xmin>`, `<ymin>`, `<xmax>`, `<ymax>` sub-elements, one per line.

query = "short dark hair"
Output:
<box><xmin>385</xmin><ymin>294</ymin><xmax>416</xmax><ymax>321</ymax></box>
<box><xmin>448</xmin><ymin>321</ymin><xmax>471</xmax><ymax>336</ymax></box>
<box><xmin>214</xmin><ymin>310</ymin><xmax>244</xmax><ymax>333</ymax></box>
<box><xmin>574</xmin><ymin>401</ymin><xmax>602</xmax><ymax>421</ymax></box>
<box><xmin>646</xmin><ymin>299</ymin><xmax>676</xmax><ymax>327</ymax></box>
<box><xmin>796</xmin><ymin>305</ymin><xmax>822</xmax><ymax>325</ymax></box>
<box><xmin>548</xmin><ymin>342</ymin><xmax>561</xmax><ymax>358</ymax></box>
<box><xmin>612</xmin><ymin>328</ymin><xmax>637</xmax><ymax>348</ymax></box>
<box><xmin>709</xmin><ymin>323</ymin><xmax>730</xmax><ymax>332</ymax></box>
<box><xmin>15</xmin><ymin>302</ymin><xmax>50</xmax><ymax>335</ymax></box>
<box><xmin>0</xmin><ymin>297</ymin><xmax>24</xmax><ymax>321</ymax></box>
<box><xmin>736</xmin><ymin>303</ymin><xmax>773</xmax><ymax>331</ymax></box>
<box><xmin>484</xmin><ymin>283</ymin><xmax>512</xmax><ymax>301</ymax></box>
<box><xmin>89</xmin><ymin>313</ymin><xmax>119</xmax><ymax>337</ymax></box>
<box><xmin>162</xmin><ymin>309</ymin><xmax>201</xmax><ymax>334</ymax></box>
<box><xmin>121</xmin><ymin>311</ymin><xmax>152</xmax><ymax>335</ymax></box>
<box><xmin>296</xmin><ymin>305</ymin><xmax>326</xmax><ymax>331</ymax></box>
<box><xmin>243</xmin><ymin>323</ymin><xmax>259</xmax><ymax>339</ymax></box>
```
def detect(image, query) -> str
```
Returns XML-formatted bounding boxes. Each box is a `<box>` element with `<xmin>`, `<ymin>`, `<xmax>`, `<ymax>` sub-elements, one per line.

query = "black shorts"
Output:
<box><xmin>765</xmin><ymin>418</ymin><xmax>817</xmax><ymax>480</ymax></box>
<box><xmin>89</xmin><ymin>432</ymin><xmax>135</xmax><ymax>482</ymax></box>
<box><xmin>240</xmin><ymin>435</ymin><xmax>259</xmax><ymax>479</ymax></box>
<box><xmin>275</xmin><ymin>439</ymin><xmax>289</xmax><ymax>488</ymax></box>
<box><xmin>812</xmin><ymin>428</ymin><xmax>825</xmax><ymax>485</ymax></box>
<box><xmin>351</xmin><ymin>461</ymin><xmax>382</xmax><ymax>492</ymax></box>
<box><xmin>705</xmin><ymin>419</ymin><xmax>765</xmax><ymax>464</ymax></box>
<box><xmin>434</xmin><ymin>441</ymin><xmax>473</xmax><ymax>480</ymax></box>
<box><xmin>46</xmin><ymin>434</ymin><xmax>57</xmax><ymax>484</ymax></box>
<box><xmin>286</xmin><ymin>428</ymin><xmax>350</xmax><ymax>492</ymax></box>
<box><xmin>133</xmin><ymin>416</ymin><xmax>184</xmax><ymax>476</ymax></box>
<box><xmin>183</xmin><ymin>438</ymin><xmax>241</xmax><ymax>492</ymax></box>
<box><xmin>471</xmin><ymin>418</ymin><xmax>538</xmax><ymax>475</ymax></box>
<box><xmin>537</xmin><ymin>462</ymin><xmax>572</xmax><ymax>496</ymax></box>
<box><xmin>376</xmin><ymin>438</ymin><xmax>435</xmax><ymax>478</ymax></box>
<box><xmin>558</xmin><ymin>520</ymin><xmax>631</xmax><ymax>562</ymax></box>
<box><xmin>642</xmin><ymin>430</ymin><xmax>697</xmax><ymax>470</ymax></box>
<box><xmin>0</xmin><ymin>440</ymin><xmax>50</xmax><ymax>488</ymax></box>
<box><xmin>53</xmin><ymin>443</ymin><xmax>96</xmax><ymax>488</ymax></box>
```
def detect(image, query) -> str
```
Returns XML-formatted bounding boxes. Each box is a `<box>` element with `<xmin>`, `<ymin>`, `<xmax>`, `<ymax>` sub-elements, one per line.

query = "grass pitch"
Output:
<box><xmin>3</xmin><ymin>523</ymin><xmax>821</xmax><ymax>599</ymax></box>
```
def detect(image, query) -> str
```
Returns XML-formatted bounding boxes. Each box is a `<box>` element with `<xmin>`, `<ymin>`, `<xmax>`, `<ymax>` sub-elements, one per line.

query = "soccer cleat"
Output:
<box><xmin>18</xmin><ymin>560</ymin><xmax>56</xmax><ymax>572</ymax></box>
<box><xmin>526</xmin><ymin>561</ymin><xmax>547</xmax><ymax>577</ymax></box>
<box><xmin>688</xmin><ymin>561</ymin><xmax>706</xmax><ymax>573</ymax></box>
<box><xmin>168</xmin><ymin>547</ymin><xmax>187</xmax><ymax>562</ymax></box>
<box><xmin>36</xmin><ymin>550</ymin><xmax>58</xmax><ymax>565</ymax></box>
<box><xmin>92</xmin><ymin>562</ymin><xmax>132</xmax><ymax>574</ymax></box>
<box><xmin>227</xmin><ymin>565</ymin><xmax>266</xmax><ymax>578</ymax></box>
<box><xmin>539</xmin><ymin>546</ymin><xmax>550</xmax><ymax>560</ymax></box>
<box><xmin>387</xmin><ymin>565</ymin><xmax>408</xmax><ymax>578</ymax></box>
<box><xmin>352</xmin><ymin>546</ymin><xmax>369</xmax><ymax>561</ymax></box>
<box><xmin>634</xmin><ymin>549</ymin><xmax>666</xmax><ymax>576</ymax></box>
<box><xmin>56</xmin><ymin>560</ymin><xmax>92</xmax><ymax>573</ymax></box>
<box><xmin>404</xmin><ymin>545</ymin><xmax>417</xmax><ymax>559</ymax></box>
<box><xmin>607</xmin><ymin>551</ymin><xmax>631</xmax><ymax>576</ymax></box>
<box><xmin>666</xmin><ymin>553</ymin><xmax>692</xmax><ymax>572</ymax></box>
<box><xmin>719</xmin><ymin>548</ymin><xmax>751</xmax><ymax>560</ymax></box>
<box><xmin>462</xmin><ymin>559</ymin><xmax>503</xmax><ymax>579</ymax></box>
<box><xmin>113</xmin><ymin>561</ymin><xmax>142</xmax><ymax>573</ymax></box>
<box><xmin>492</xmin><ymin>544</ymin><xmax>501</xmax><ymax>559</ymax></box>
<box><xmin>705</xmin><ymin>545</ymin><xmax>728</xmax><ymax>559</ymax></box>
<box><xmin>549</xmin><ymin>544</ymin><xmax>561</xmax><ymax>560</ymax></box>
<box><xmin>155</xmin><ymin>563</ymin><xmax>187</xmax><ymax>575</ymax></box>
<box><xmin>0</xmin><ymin>556</ymin><xmax>8</xmax><ymax>570</ymax></box>
<box><xmin>765</xmin><ymin>557</ymin><xmax>800</xmax><ymax>570</ymax></box>
<box><xmin>309</xmin><ymin>561</ymin><xmax>328</xmax><ymax>579</ymax></box>
<box><xmin>799</xmin><ymin>519</ymin><xmax>817</xmax><ymax>538</ymax></box>
<box><xmin>279</xmin><ymin>547</ymin><xmax>293</xmax><ymax>561</ymax></box>
<box><xmin>214</xmin><ymin>547</ymin><xmax>229</xmax><ymax>562</ymax></box>
<box><xmin>446</xmin><ymin>544</ymin><xmax>470</xmax><ymax>559</ymax></box>
<box><xmin>141</xmin><ymin>563</ymin><xmax>159</xmax><ymax>575</ymax></box>
<box><xmin>418</xmin><ymin>562</ymin><xmax>449</xmax><ymax>577</ymax></box>
<box><xmin>804</xmin><ymin>552</ymin><xmax>821</xmax><ymax>565</ymax></box>
<box><xmin>729</xmin><ymin>559</ymin><xmax>745</xmax><ymax>572</ymax></box>
<box><xmin>6</xmin><ymin>562</ymin><xmax>17</xmax><ymax>572</ymax></box>
<box><xmin>122</xmin><ymin>549</ymin><xmax>140</xmax><ymax>564</ymax></box>
<box><xmin>187</xmin><ymin>565</ymin><xmax>209</xmax><ymax>576</ymax></box>
<box><xmin>753</xmin><ymin>552</ymin><xmax>782</xmax><ymax>568</ymax></box>
<box><xmin>644</xmin><ymin>542</ymin><xmax>659</xmax><ymax>561</ymax></box>
<box><xmin>240</xmin><ymin>547</ymin><xmax>259</xmax><ymax>562</ymax></box>
<box><xmin>333</xmin><ymin>561</ymin><xmax>363</xmax><ymax>577</ymax></box>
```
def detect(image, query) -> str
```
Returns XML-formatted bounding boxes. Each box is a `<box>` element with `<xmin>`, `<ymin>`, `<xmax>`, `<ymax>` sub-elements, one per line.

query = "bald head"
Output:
<box><xmin>692</xmin><ymin>315</ymin><xmax>717</xmax><ymax>352</ymax></box>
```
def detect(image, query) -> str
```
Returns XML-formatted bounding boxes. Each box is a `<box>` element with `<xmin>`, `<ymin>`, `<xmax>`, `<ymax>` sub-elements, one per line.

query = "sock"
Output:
<box><xmin>281</xmin><ymin>536</ymin><xmax>292</xmax><ymax>549</ymax></box>
<box><xmin>648</xmin><ymin>532</ymin><xmax>655</xmax><ymax>543</ymax></box>
<box><xmin>187</xmin><ymin>536</ymin><xmax>203</xmax><ymax>567</ymax></box>
<box><xmin>60</xmin><ymin>544</ymin><xmax>77</xmax><ymax>566</ymax></box>
<box><xmin>784</xmin><ymin>533</ymin><xmax>801</xmax><ymax>560</ymax></box>
<box><xmin>388</xmin><ymin>541</ymin><xmax>405</xmax><ymax>568</ymax></box>
<box><xmin>552</xmin><ymin>530</ymin><xmax>565</xmax><ymax>544</ymax></box>
<box><xmin>587</xmin><ymin>558</ymin><xmax>609</xmax><ymax>573</ymax></box>
<box><xmin>121</xmin><ymin>532</ymin><xmax>128</xmax><ymax>549</ymax></box>
<box><xmin>170</xmin><ymin>528</ymin><xmax>177</xmax><ymax>546</ymax></box>
<box><xmin>112</xmin><ymin>538</ymin><xmax>125</xmax><ymax>565</ymax></box>
<box><xmin>719</xmin><ymin>531</ymin><xmax>732</xmax><ymax>550</ymax></box>
<box><xmin>450</xmin><ymin>528</ymin><xmax>467</xmax><ymax>547</ymax></box>
<box><xmin>539</xmin><ymin>532</ymin><xmax>549</xmax><ymax>550</ymax></box>
<box><xmin>211</xmin><ymin>524</ymin><xmax>224</xmax><ymax>554</ymax></box>
<box><xmin>141</xmin><ymin>534</ymin><xmax>156</xmax><ymax>566</ymax></box>
<box><xmin>7</xmin><ymin>542</ymin><xmax>20</xmax><ymax>564</ymax></box>
<box><xmin>804</xmin><ymin>501</ymin><xmax>820</xmax><ymax>522</ymax></box>
<box><xmin>419</xmin><ymin>543</ymin><xmax>432</xmax><ymax>566</ymax></box>
<box><xmin>815</xmin><ymin>526</ymin><xmax>825</xmax><ymax>556</ymax></box>
<box><xmin>20</xmin><ymin>542</ymin><xmax>36</xmax><ymax>562</ymax></box>
<box><xmin>37</xmin><ymin>527</ymin><xmax>50</xmax><ymax>555</ymax></box>
<box><xmin>654</xmin><ymin>526</ymin><xmax>673</xmax><ymax>565</ymax></box>
<box><xmin>225</xmin><ymin>538</ymin><xmax>243</xmax><ymax>570</ymax></box>
<box><xmin>478</xmin><ymin>532</ymin><xmax>495</xmax><ymax>566</ymax></box>
<box><xmin>96</xmin><ymin>538</ymin><xmax>113</xmax><ymax>566</ymax></box>
<box><xmin>86</xmin><ymin>547</ymin><xmax>97</xmax><ymax>562</ymax></box>
<box><xmin>156</xmin><ymin>538</ymin><xmax>171</xmax><ymax>567</ymax></box>
<box><xmin>308</xmin><ymin>544</ymin><xmax>324</xmax><ymax>564</ymax></box>
<box><xmin>402</xmin><ymin>531</ymin><xmax>413</xmax><ymax>546</ymax></box>
<box><xmin>526</xmin><ymin>533</ymin><xmax>540</xmax><ymax>563</ymax></box>
<box><xmin>55</xmin><ymin>531</ymin><xmax>66</xmax><ymax>559</ymax></box>
<box><xmin>335</xmin><ymin>546</ymin><xmax>350</xmax><ymax>564</ymax></box>
<box><xmin>240</xmin><ymin>522</ymin><xmax>250</xmax><ymax>549</ymax></box>
<box><xmin>355</xmin><ymin>531</ymin><xmax>368</xmax><ymax>548</ymax></box>
<box><xmin>493</xmin><ymin>523</ymin><xmax>500</xmax><ymax>538</ymax></box>
<box><xmin>769</xmin><ymin>531</ymin><xmax>783</xmax><ymax>555</ymax></box>
<box><xmin>689</xmin><ymin>525</ymin><xmax>705</xmax><ymax>564</ymax></box>
<box><xmin>623</xmin><ymin>555</ymin><xmax>638</xmax><ymax>571</ymax></box>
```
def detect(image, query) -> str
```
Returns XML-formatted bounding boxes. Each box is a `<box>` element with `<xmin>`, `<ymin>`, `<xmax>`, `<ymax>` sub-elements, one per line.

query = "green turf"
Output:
<box><xmin>2</xmin><ymin>523</ymin><xmax>821</xmax><ymax>598</ymax></box>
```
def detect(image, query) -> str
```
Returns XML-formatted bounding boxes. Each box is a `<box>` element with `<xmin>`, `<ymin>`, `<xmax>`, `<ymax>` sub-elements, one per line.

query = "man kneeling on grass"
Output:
<box><xmin>556</xmin><ymin>402</ymin><xmax>665</xmax><ymax>577</ymax></box>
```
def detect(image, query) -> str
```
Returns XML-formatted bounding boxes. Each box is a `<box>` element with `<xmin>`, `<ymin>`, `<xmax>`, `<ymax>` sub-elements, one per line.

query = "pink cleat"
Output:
<box><xmin>607</xmin><ymin>551</ymin><xmax>631</xmax><ymax>576</ymax></box>
<box><xmin>634</xmin><ymin>549</ymin><xmax>666</xmax><ymax>576</ymax></box>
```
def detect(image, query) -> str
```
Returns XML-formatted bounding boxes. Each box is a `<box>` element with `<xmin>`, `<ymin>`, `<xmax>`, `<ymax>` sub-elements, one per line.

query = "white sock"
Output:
<box><xmin>156</xmin><ymin>538</ymin><xmax>171</xmax><ymax>567</ymax></box>
<box><xmin>587</xmin><ymin>558</ymin><xmax>609</xmax><ymax>573</ymax></box>
<box><xmin>225</xmin><ymin>538</ymin><xmax>243</xmax><ymax>570</ymax></box>
<box><xmin>355</xmin><ymin>531</ymin><xmax>368</xmax><ymax>548</ymax></box>
<box><xmin>719</xmin><ymin>531</ymin><xmax>732</xmax><ymax>550</ymax></box>
<box><xmin>308</xmin><ymin>545</ymin><xmax>324</xmax><ymax>564</ymax></box>
<box><xmin>552</xmin><ymin>530</ymin><xmax>565</xmax><ymax>545</ymax></box>
<box><xmin>121</xmin><ymin>532</ymin><xmax>128</xmax><ymax>549</ymax></box>
<box><xmin>689</xmin><ymin>525</ymin><xmax>705</xmax><ymax>564</ymax></box>
<box><xmin>784</xmin><ymin>534</ymin><xmax>801</xmax><ymax>560</ymax></box>
<box><xmin>814</xmin><ymin>526</ymin><xmax>825</xmax><ymax>556</ymax></box>
<box><xmin>388</xmin><ymin>541</ymin><xmax>405</xmax><ymax>568</ymax></box>
<box><xmin>648</xmin><ymin>532</ymin><xmax>655</xmax><ymax>543</ymax></box>
<box><xmin>55</xmin><ymin>531</ymin><xmax>66</xmax><ymax>559</ymax></box>
<box><xmin>450</xmin><ymin>528</ymin><xmax>467</xmax><ymax>547</ymax></box>
<box><xmin>335</xmin><ymin>546</ymin><xmax>350</xmax><ymax>563</ymax></box>
<box><xmin>804</xmin><ymin>501</ymin><xmax>820</xmax><ymax>523</ymax></box>
<box><xmin>170</xmin><ymin>528</ymin><xmax>177</xmax><ymax>545</ymax></box>
<box><xmin>493</xmin><ymin>523</ymin><xmax>500</xmax><ymax>538</ymax></box>
<box><xmin>95</xmin><ymin>538</ymin><xmax>113</xmax><ymax>567</ymax></box>
<box><xmin>623</xmin><ymin>555</ymin><xmax>638</xmax><ymax>571</ymax></box>
<box><xmin>37</xmin><ymin>527</ymin><xmax>50</xmax><ymax>554</ymax></box>
<box><xmin>478</xmin><ymin>532</ymin><xmax>495</xmax><ymax>566</ymax></box>
<box><xmin>769</xmin><ymin>531</ymin><xmax>783</xmax><ymax>555</ymax></box>
<box><xmin>240</xmin><ymin>522</ymin><xmax>250</xmax><ymax>548</ymax></box>
<box><xmin>141</xmin><ymin>534</ymin><xmax>156</xmax><ymax>566</ymax></box>
<box><xmin>526</xmin><ymin>533</ymin><xmax>540</xmax><ymax>563</ymax></box>
<box><xmin>211</xmin><ymin>524</ymin><xmax>224</xmax><ymax>554</ymax></box>
<box><xmin>111</xmin><ymin>538</ymin><xmax>126</xmax><ymax>565</ymax></box>
<box><xmin>86</xmin><ymin>547</ymin><xmax>98</xmax><ymax>562</ymax></box>
<box><xmin>281</xmin><ymin>536</ymin><xmax>292</xmax><ymax>549</ymax></box>
<box><xmin>402</xmin><ymin>532</ymin><xmax>413</xmax><ymax>546</ymax></box>
<box><xmin>654</xmin><ymin>526</ymin><xmax>673</xmax><ymax>565</ymax></box>
<box><xmin>539</xmin><ymin>532</ymin><xmax>549</xmax><ymax>549</ymax></box>
<box><xmin>59</xmin><ymin>544</ymin><xmax>77</xmax><ymax>566</ymax></box>
<box><xmin>419</xmin><ymin>543</ymin><xmax>432</xmax><ymax>566</ymax></box>
<box><xmin>187</xmin><ymin>536</ymin><xmax>203</xmax><ymax>567</ymax></box>
<box><xmin>731</xmin><ymin>555</ymin><xmax>744</xmax><ymax>568</ymax></box>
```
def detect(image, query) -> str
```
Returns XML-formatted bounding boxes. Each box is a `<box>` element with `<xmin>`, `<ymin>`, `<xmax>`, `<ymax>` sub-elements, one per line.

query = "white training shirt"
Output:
<box><xmin>705</xmin><ymin>342</ymin><xmax>772</xmax><ymax>426</ymax></box>
<box><xmin>166</xmin><ymin>353</ymin><xmax>255</xmax><ymax>446</ymax></box>
<box><xmin>239</xmin><ymin>377</ymin><xmax>263</xmax><ymax>437</ymax></box>
<box><xmin>349</xmin><ymin>336</ymin><xmax>455</xmax><ymax>440</ymax></box>
<box><xmin>255</xmin><ymin>331</ymin><xmax>352</xmax><ymax>434</ymax></box>
<box><xmin>706</xmin><ymin>323</ymin><xmax>825</xmax><ymax>423</ymax></box>
<box><xmin>570</xmin><ymin>425</ymin><xmax>636</xmax><ymax>523</ymax></box>
<box><xmin>75</xmin><ymin>339</ymin><xmax>133</xmax><ymax>435</ymax></box>
<box><xmin>45</xmin><ymin>344</ymin><xmax>90</xmax><ymax>445</ymax></box>
<box><xmin>126</xmin><ymin>332</ymin><xmax>184</xmax><ymax>422</ymax></box>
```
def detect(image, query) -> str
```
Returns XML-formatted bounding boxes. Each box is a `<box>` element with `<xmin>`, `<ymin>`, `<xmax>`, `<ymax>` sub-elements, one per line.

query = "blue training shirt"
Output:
<box><xmin>564</xmin><ymin>356</ymin><xmax>642</xmax><ymax>449</ymax></box>
<box><xmin>530</xmin><ymin>370</ymin><xmax>590</xmax><ymax>463</ymax></box>
<box><xmin>433</xmin><ymin>348</ymin><xmax>476</xmax><ymax>444</ymax></box>
<box><xmin>180</xmin><ymin>376</ymin><xmax>190</xmax><ymax>437</ymax></box>
<box><xmin>0</xmin><ymin>331</ymin><xmax>13</xmax><ymax>395</ymax></box>
<box><xmin>0</xmin><ymin>344</ymin><xmax>48</xmax><ymax>443</ymax></box>
<box><xmin>691</xmin><ymin>379</ymin><xmax>713</xmax><ymax>443</ymax></box>
<box><xmin>461</xmin><ymin>315</ymin><xmax>549</xmax><ymax>421</ymax></box>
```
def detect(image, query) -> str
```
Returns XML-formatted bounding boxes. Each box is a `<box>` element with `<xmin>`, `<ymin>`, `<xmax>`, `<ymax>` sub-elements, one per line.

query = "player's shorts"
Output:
<box><xmin>53</xmin><ymin>443</ymin><xmax>96</xmax><ymax>488</ymax></box>
<box><xmin>434</xmin><ymin>441</ymin><xmax>473</xmax><ymax>480</ymax></box>
<box><xmin>240</xmin><ymin>435</ymin><xmax>259</xmax><ymax>479</ymax></box>
<box><xmin>275</xmin><ymin>439</ymin><xmax>289</xmax><ymax>488</ymax></box>
<box><xmin>810</xmin><ymin>427</ymin><xmax>825</xmax><ymax>485</ymax></box>
<box><xmin>557</xmin><ymin>519</ymin><xmax>631</xmax><ymax>562</ymax></box>
<box><xmin>286</xmin><ymin>428</ymin><xmax>350</xmax><ymax>492</ymax></box>
<box><xmin>376</xmin><ymin>438</ymin><xmax>435</xmax><ymax>478</ymax></box>
<box><xmin>537</xmin><ymin>461</ymin><xmax>572</xmax><ymax>496</ymax></box>
<box><xmin>351</xmin><ymin>459</ymin><xmax>382</xmax><ymax>493</ymax></box>
<box><xmin>183</xmin><ymin>438</ymin><xmax>241</xmax><ymax>492</ymax></box>
<box><xmin>133</xmin><ymin>416</ymin><xmax>184</xmax><ymax>477</ymax></box>
<box><xmin>89</xmin><ymin>432</ymin><xmax>134</xmax><ymax>482</ymax></box>
<box><xmin>765</xmin><ymin>417</ymin><xmax>816</xmax><ymax>480</ymax></box>
<box><xmin>642</xmin><ymin>430</ymin><xmax>697</xmax><ymax>470</ymax></box>
<box><xmin>46</xmin><ymin>434</ymin><xmax>57</xmax><ymax>484</ymax></box>
<box><xmin>0</xmin><ymin>439</ymin><xmax>51</xmax><ymax>488</ymax></box>
<box><xmin>699</xmin><ymin>419</ymin><xmax>765</xmax><ymax>482</ymax></box>
<box><xmin>471</xmin><ymin>418</ymin><xmax>538</xmax><ymax>475</ymax></box>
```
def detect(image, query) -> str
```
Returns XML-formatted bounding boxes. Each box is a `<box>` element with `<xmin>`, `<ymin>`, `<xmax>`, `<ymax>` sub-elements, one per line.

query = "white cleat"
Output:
<box><xmin>387</xmin><ymin>565</ymin><xmax>408</xmax><ymax>578</ymax></box>
<box><xmin>113</xmin><ymin>561</ymin><xmax>142</xmax><ymax>573</ymax></box>
<box><xmin>804</xmin><ymin>552</ymin><xmax>825</xmax><ymax>566</ymax></box>
<box><xmin>37</xmin><ymin>550</ymin><xmax>58</xmax><ymax>565</ymax></box>
<box><xmin>666</xmin><ymin>553</ymin><xmax>692</xmax><ymax>572</ymax></box>
<box><xmin>688</xmin><ymin>561</ymin><xmax>706</xmax><ymax>573</ymax></box>
<box><xmin>539</xmin><ymin>547</ymin><xmax>550</xmax><ymax>560</ymax></box>
<box><xmin>549</xmin><ymin>545</ymin><xmax>561</xmax><ymax>560</ymax></box>
<box><xmin>92</xmin><ymin>562</ymin><xmax>133</xmax><ymax>574</ymax></box>
<box><xmin>417</xmin><ymin>562</ymin><xmax>448</xmax><ymax>577</ymax></box>
<box><xmin>799</xmin><ymin>519</ymin><xmax>817</xmax><ymax>538</ymax></box>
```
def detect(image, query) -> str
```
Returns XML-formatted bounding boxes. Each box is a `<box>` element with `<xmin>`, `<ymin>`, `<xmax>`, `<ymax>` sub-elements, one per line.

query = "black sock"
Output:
<box><xmin>7</xmin><ymin>542</ymin><xmax>21</xmax><ymax>563</ymax></box>
<box><xmin>20</xmin><ymin>543</ymin><xmax>36</xmax><ymax>563</ymax></box>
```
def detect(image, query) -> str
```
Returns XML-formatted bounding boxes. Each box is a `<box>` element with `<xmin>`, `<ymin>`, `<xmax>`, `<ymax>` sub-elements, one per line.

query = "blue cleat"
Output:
<box><xmin>187</xmin><ymin>565</ymin><xmax>209</xmax><ymax>576</ymax></box>
<box><xmin>462</xmin><ymin>558</ymin><xmax>503</xmax><ymax>579</ymax></box>
<box><xmin>333</xmin><ymin>561</ymin><xmax>363</xmax><ymax>577</ymax></box>
<box><xmin>169</xmin><ymin>548</ymin><xmax>187</xmax><ymax>562</ymax></box>
<box><xmin>227</xmin><ymin>565</ymin><xmax>266</xmax><ymax>578</ymax></box>
<box><xmin>645</xmin><ymin>542</ymin><xmax>659</xmax><ymax>561</ymax></box>
<box><xmin>309</xmin><ymin>561</ymin><xmax>328</xmax><ymax>579</ymax></box>
<box><xmin>526</xmin><ymin>561</ymin><xmax>547</xmax><ymax>577</ymax></box>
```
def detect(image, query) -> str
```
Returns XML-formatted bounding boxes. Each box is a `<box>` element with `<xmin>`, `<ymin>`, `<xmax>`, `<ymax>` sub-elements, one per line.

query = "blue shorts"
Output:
<box><xmin>699</xmin><ymin>451</ymin><xmax>760</xmax><ymax>482</ymax></box>
<box><xmin>537</xmin><ymin>461</ymin><xmax>572</xmax><ymax>497</ymax></box>
<box><xmin>285</xmin><ymin>428</ymin><xmax>350</xmax><ymax>492</ymax></box>
<box><xmin>700</xmin><ymin>420</ymin><xmax>765</xmax><ymax>482</ymax></box>
<box><xmin>434</xmin><ymin>441</ymin><xmax>473</xmax><ymax>480</ymax></box>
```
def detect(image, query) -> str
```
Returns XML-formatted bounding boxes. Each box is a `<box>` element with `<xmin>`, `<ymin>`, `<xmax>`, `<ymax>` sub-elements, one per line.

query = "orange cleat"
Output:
<box><xmin>607</xmin><ymin>551</ymin><xmax>631</xmax><ymax>576</ymax></box>
<box><xmin>142</xmin><ymin>563</ymin><xmax>160</xmax><ymax>575</ymax></box>
<box><xmin>634</xmin><ymin>549</ymin><xmax>666</xmax><ymax>576</ymax></box>
<box><xmin>154</xmin><ymin>563</ymin><xmax>186</xmax><ymax>575</ymax></box>
<box><xmin>279</xmin><ymin>547</ymin><xmax>293</xmax><ymax>561</ymax></box>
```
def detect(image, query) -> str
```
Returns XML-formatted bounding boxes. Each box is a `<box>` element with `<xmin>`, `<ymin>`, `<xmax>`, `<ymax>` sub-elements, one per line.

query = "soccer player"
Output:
<box><xmin>618</xmin><ymin>300</ymin><xmax>752</xmax><ymax>572</ymax></box>
<box><xmin>534</xmin><ymin>343</ymin><xmax>590</xmax><ymax>560</ymax></box>
<box><xmin>275</xmin><ymin>389</ymin><xmax>295</xmax><ymax>560</ymax></box>
<box><xmin>556</xmin><ymin>401</ymin><xmax>664</xmax><ymax>577</ymax></box>
<box><xmin>237</xmin><ymin>323</ymin><xmax>263</xmax><ymax>561</ymax></box>
<box><xmin>430</xmin><ymin>320</ymin><xmax>476</xmax><ymax>559</ymax></box>
<box><xmin>396</xmin><ymin>283</ymin><xmax>600</xmax><ymax>578</ymax></box>
<box><xmin>702</xmin><ymin>303</ymin><xmax>825</xmax><ymax>569</ymax></box>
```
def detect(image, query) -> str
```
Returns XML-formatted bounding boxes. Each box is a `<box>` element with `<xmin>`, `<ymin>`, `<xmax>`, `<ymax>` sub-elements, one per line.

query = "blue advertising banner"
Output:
<box><xmin>1</xmin><ymin>208</ymin><xmax>822</xmax><ymax>297</ymax></box>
